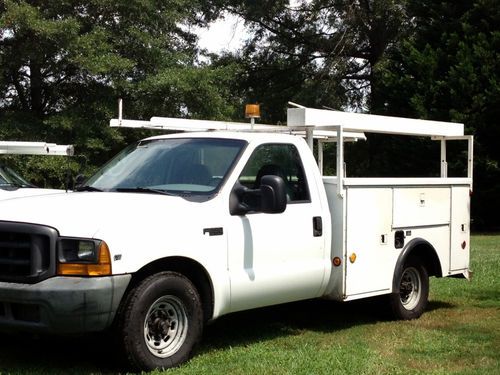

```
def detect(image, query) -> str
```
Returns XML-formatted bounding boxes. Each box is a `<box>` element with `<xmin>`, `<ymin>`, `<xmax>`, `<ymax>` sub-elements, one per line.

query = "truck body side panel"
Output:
<box><xmin>322</xmin><ymin>177</ymin><xmax>345</xmax><ymax>301</ymax></box>
<box><xmin>322</xmin><ymin>178</ymin><xmax>471</xmax><ymax>301</ymax></box>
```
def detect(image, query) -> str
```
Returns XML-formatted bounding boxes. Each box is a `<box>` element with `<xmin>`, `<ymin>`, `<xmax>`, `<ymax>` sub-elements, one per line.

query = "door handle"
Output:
<box><xmin>313</xmin><ymin>216</ymin><xmax>322</xmax><ymax>237</ymax></box>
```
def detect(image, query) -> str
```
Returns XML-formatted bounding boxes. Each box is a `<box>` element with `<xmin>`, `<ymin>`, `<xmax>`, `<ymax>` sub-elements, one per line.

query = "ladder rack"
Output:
<box><xmin>109</xmin><ymin>105</ymin><xmax>472</xmax><ymax>197</ymax></box>
<box><xmin>109</xmin><ymin>116</ymin><xmax>367</xmax><ymax>143</ymax></box>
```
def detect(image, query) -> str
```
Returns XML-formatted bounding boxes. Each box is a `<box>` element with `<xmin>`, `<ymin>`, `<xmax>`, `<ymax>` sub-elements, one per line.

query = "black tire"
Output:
<box><xmin>389</xmin><ymin>257</ymin><xmax>429</xmax><ymax>320</ymax></box>
<box><xmin>116</xmin><ymin>271</ymin><xmax>203</xmax><ymax>371</ymax></box>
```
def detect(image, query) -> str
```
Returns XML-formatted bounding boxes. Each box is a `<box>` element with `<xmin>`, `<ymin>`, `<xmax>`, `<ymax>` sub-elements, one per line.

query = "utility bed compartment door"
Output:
<box><xmin>345</xmin><ymin>188</ymin><xmax>393</xmax><ymax>297</ymax></box>
<box><xmin>450</xmin><ymin>186</ymin><xmax>470</xmax><ymax>271</ymax></box>
<box><xmin>393</xmin><ymin>187</ymin><xmax>450</xmax><ymax>228</ymax></box>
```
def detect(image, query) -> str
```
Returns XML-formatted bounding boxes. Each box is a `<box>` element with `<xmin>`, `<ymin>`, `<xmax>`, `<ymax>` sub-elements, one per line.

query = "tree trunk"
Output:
<box><xmin>29</xmin><ymin>59</ymin><xmax>44</xmax><ymax>116</ymax></box>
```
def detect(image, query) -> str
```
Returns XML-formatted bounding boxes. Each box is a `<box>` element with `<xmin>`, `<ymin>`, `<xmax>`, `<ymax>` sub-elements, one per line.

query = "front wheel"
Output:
<box><xmin>116</xmin><ymin>271</ymin><xmax>203</xmax><ymax>371</ymax></box>
<box><xmin>389</xmin><ymin>258</ymin><xmax>429</xmax><ymax>320</ymax></box>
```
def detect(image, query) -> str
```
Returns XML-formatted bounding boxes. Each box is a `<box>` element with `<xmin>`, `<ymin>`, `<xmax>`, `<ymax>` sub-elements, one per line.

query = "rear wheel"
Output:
<box><xmin>390</xmin><ymin>258</ymin><xmax>429</xmax><ymax>320</ymax></box>
<box><xmin>117</xmin><ymin>271</ymin><xmax>203</xmax><ymax>371</ymax></box>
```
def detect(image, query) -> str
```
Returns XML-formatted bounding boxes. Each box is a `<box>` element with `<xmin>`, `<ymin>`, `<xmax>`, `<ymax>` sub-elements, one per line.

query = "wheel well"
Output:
<box><xmin>127</xmin><ymin>257</ymin><xmax>214</xmax><ymax>323</ymax></box>
<box><xmin>393</xmin><ymin>238</ymin><xmax>443</xmax><ymax>292</ymax></box>
<box><xmin>403</xmin><ymin>239</ymin><xmax>443</xmax><ymax>278</ymax></box>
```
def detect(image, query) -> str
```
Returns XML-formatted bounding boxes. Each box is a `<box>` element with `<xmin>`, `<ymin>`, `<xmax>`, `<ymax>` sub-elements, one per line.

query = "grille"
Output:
<box><xmin>0</xmin><ymin>222</ymin><xmax>57</xmax><ymax>283</ymax></box>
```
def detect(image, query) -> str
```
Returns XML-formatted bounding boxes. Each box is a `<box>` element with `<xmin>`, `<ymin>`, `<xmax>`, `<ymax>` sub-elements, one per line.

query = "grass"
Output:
<box><xmin>0</xmin><ymin>235</ymin><xmax>498</xmax><ymax>375</ymax></box>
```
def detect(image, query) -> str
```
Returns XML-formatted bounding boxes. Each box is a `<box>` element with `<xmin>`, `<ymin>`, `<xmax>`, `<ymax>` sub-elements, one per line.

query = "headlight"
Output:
<box><xmin>57</xmin><ymin>238</ymin><xmax>112</xmax><ymax>276</ymax></box>
<box><xmin>58</xmin><ymin>239</ymin><xmax>100</xmax><ymax>263</ymax></box>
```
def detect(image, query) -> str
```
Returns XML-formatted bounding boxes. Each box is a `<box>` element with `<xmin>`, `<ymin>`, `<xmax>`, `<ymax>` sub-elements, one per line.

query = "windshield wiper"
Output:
<box><xmin>0</xmin><ymin>183</ymin><xmax>20</xmax><ymax>190</ymax></box>
<box><xmin>0</xmin><ymin>182</ymin><xmax>27</xmax><ymax>189</ymax></box>
<box><xmin>75</xmin><ymin>185</ymin><xmax>103</xmax><ymax>192</ymax></box>
<box><xmin>114</xmin><ymin>187</ymin><xmax>176</xmax><ymax>196</ymax></box>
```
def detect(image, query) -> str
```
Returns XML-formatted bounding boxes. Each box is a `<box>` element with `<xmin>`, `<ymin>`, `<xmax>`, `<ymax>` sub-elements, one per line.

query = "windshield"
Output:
<box><xmin>86</xmin><ymin>138</ymin><xmax>246</xmax><ymax>195</ymax></box>
<box><xmin>0</xmin><ymin>165</ymin><xmax>35</xmax><ymax>188</ymax></box>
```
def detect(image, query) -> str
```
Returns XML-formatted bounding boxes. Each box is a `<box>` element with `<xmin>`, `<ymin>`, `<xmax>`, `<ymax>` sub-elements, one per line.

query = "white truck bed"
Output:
<box><xmin>323</xmin><ymin>177</ymin><xmax>471</xmax><ymax>301</ymax></box>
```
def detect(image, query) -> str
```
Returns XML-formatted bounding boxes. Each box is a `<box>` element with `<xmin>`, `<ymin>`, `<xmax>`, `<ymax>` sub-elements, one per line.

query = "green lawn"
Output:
<box><xmin>0</xmin><ymin>235</ymin><xmax>498</xmax><ymax>375</ymax></box>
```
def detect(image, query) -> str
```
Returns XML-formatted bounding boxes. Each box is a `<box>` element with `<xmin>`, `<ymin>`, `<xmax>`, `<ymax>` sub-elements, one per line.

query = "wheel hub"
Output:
<box><xmin>400</xmin><ymin>279</ymin><xmax>414</xmax><ymax>302</ymax></box>
<box><xmin>149</xmin><ymin>314</ymin><xmax>171</xmax><ymax>338</ymax></box>
<box><xmin>143</xmin><ymin>295</ymin><xmax>188</xmax><ymax>358</ymax></box>
<box><xmin>399</xmin><ymin>267</ymin><xmax>421</xmax><ymax>310</ymax></box>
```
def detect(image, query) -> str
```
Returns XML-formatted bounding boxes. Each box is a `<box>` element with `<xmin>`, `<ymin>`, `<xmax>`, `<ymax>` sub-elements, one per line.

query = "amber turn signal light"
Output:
<box><xmin>57</xmin><ymin>241</ymin><xmax>112</xmax><ymax>276</ymax></box>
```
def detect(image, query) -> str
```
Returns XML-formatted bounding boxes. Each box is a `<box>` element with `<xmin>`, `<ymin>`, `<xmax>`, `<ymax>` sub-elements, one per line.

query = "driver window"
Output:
<box><xmin>239</xmin><ymin>143</ymin><xmax>310</xmax><ymax>202</ymax></box>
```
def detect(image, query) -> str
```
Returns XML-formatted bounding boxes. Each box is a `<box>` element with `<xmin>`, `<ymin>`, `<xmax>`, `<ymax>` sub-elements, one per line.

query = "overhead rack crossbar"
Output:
<box><xmin>287</xmin><ymin>107</ymin><xmax>464</xmax><ymax>137</ymax></box>
<box><xmin>109</xmin><ymin>117</ymin><xmax>366</xmax><ymax>142</ymax></box>
<box><xmin>0</xmin><ymin>141</ymin><xmax>74</xmax><ymax>156</ymax></box>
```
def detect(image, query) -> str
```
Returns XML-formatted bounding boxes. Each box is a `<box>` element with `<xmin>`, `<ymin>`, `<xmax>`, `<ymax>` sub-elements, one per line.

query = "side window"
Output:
<box><xmin>239</xmin><ymin>143</ymin><xmax>310</xmax><ymax>202</ymax></box>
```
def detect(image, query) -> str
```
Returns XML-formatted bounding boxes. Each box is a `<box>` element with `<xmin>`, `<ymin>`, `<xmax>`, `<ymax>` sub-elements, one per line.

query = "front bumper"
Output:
<box><xmin>0</xmin><ymin>275</ymin><xmax>131</xmax><ymax>334</ymax></box>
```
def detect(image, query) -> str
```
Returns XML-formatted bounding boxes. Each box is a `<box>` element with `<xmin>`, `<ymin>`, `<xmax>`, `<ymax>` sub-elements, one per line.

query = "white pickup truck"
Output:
<box><xmin>0</xmin><ymin>107</ymin><xmax>472</xmax><ymax>371</ymax></box>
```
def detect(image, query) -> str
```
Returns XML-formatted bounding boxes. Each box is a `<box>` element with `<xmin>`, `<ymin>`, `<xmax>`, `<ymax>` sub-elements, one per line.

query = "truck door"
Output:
<box><xmin>227</xmin><ymin>143</ymin><xmax>326</xmax><ymax>312</ymax></box>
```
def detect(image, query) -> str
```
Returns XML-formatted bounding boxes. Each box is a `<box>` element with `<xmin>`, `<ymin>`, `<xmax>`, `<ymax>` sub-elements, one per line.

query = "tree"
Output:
<box><xmin>0</xmin><ymin>0</ymin><xmax>238</xmax><ymax>185</ymax></box>
<box><xmin>378</xmin><ymin>0</ymin><xmax>500</xmax><ymax>228</ymax></box>
<box><xmin>215</xmin><ymin>0</ymin><xmax>407</xmax><ymax>122</ymax></box>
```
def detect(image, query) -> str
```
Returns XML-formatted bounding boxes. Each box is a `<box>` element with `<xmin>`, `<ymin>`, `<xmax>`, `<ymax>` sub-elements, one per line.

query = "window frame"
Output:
<box><xmin>238</xmin><ymin>142</ymin><xmax>311</xmax><ymax>205</ymax></box>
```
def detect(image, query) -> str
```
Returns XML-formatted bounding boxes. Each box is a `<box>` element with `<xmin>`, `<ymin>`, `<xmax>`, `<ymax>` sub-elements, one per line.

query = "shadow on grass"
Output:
<box><xmin>426</xmin><ymin>300</ymin><xmax>455</xmax><ymax>312</ymax></box>
<box><xmin>0</xmin><ymin>332</ymin><xmax>119</xmax><ymax>374</ymax></box>
<box><xmin>200</xmin><ymin>297</ymin><xmax>455</xmax><ymax>353</ymax></box>
<box><xmin>203</xmin><ymin>299</ymin><xmax>379</xmax><ymax>349</ymax></box>
<box><xmin>0</xmin><ymin>298</ymin><xmax>455</xmax><ymax>374</ymax></box>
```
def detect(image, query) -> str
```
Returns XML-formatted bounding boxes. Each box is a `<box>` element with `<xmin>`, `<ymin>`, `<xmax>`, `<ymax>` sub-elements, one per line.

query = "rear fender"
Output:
<box><xmin>392</xmin><ymin>238</ymin><xmax>442</xmax><ymax>292</ymax></box>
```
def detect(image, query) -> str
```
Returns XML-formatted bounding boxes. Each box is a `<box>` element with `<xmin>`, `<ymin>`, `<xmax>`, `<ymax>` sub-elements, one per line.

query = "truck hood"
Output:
<box><xmin>0</xmin><ymin>187</ymin><xmax>65</xmax><ymax>201</ymax></box>
<box><xmin>0</xmin><ymin>191</ymin><xmax>213</xmax><ymax>238</ymax></box>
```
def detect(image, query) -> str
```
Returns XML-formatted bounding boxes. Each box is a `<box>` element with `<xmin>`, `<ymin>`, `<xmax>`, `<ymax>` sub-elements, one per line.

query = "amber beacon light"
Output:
<box><xmin>245</xmin><ymin>104</ymin><xmax>260</xmax><ymax>129</ymax></box>
<box><xmin>245</xmin><ymin>104</ymin><xmax>260</xmax><ymax>119</ymax></box>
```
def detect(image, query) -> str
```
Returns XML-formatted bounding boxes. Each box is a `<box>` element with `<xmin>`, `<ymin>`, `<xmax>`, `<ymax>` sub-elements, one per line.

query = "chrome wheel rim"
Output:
<box><xmin>144</xmin><ymin>295</ymin><xmax>188</xmax><ymax>358</ymax></box>
<box><xmin>399</xmin><ymin>267</ymin><xmax>421</xmax><ymax>310</ymax></box>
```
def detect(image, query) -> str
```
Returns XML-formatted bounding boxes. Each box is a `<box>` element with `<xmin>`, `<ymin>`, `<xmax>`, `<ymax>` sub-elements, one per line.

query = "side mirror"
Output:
<box><xmin>259</xmin><ymin>175</ymin><xmax>287</xmax><ymax>214</ymax></box>
<box><xmin>229</xmin><ymin>175</ymin><xmax>287</xmax><ymax>215</ymax></box>
<box><xmin>74</xmin><ymin>174</ymin><xmax>86</xmax><ymax>189</ymax></box>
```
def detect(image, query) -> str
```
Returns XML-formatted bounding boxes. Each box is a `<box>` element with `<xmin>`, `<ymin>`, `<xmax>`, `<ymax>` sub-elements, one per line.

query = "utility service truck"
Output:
<box><xmin>0</xmin><ymin>106</ymin><xmax>472</xmax><ymax>371</ymax></box>
<box><xmin>0</xmin><ymin>141</ymin><xmax>74</xmax><ymax>201</ymax></box>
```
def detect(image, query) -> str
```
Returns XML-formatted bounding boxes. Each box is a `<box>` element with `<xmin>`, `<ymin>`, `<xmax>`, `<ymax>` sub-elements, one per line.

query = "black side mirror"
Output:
<box><xmin>65</xmin><ymin>169</ymin><xmax>73</xmax><ymax>191</ymax></box>
<box><xmin>259</xmin><ymin>175</ymin><xmax>287</xmax><ymax>214</ymax></box>
<box><xmin>229</xmin><ymin>175</ymin><xmax>287</xmax><ymax>215</ymax></box>
<box><xmin>74</xmin><ymin>174</ymin><xmax>86</xmax><ymax>189</ymax></box>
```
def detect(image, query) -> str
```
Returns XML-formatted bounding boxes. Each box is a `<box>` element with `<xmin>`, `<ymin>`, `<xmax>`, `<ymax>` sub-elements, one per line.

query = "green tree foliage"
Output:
<box><xmin>216</xmin><ymin>0</ymin><xmax>407</xmax><ymax>122</ymax></box>
<box><xmin>377</xmin><ymin>0</ymin><xmax>500</xmax><ymax>228</ymax></box>
<box><xmin>0</xmin><ymin>0</ymin><xmax>239</xmax><ymax>186</ymax></box>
